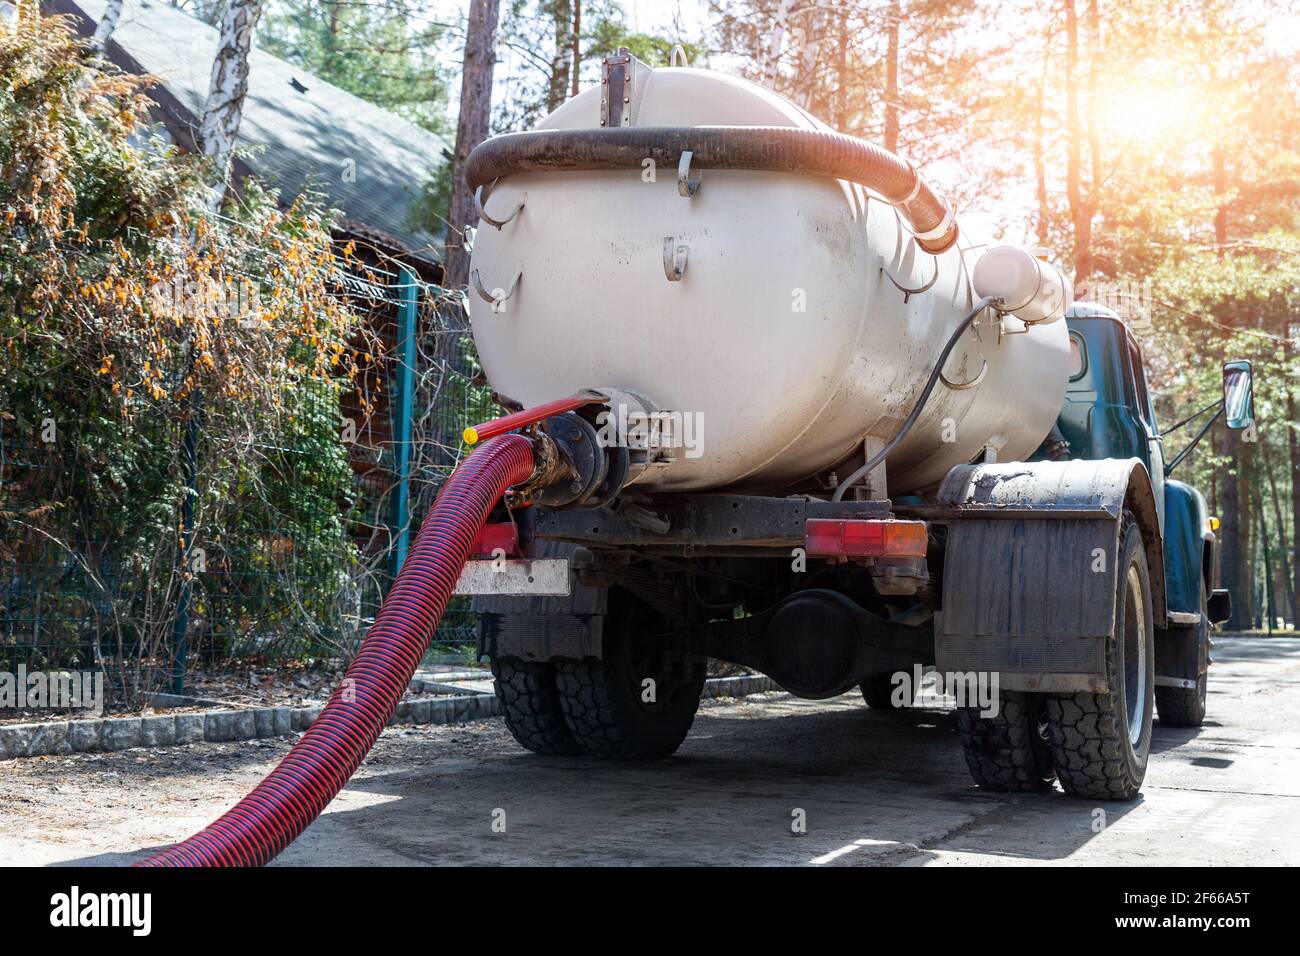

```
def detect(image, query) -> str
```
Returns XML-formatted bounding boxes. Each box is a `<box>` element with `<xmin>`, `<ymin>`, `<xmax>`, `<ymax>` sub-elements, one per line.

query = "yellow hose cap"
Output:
<box><xmin>462</xmin><ymin>426</ymin><xmax>479</xmax><ymax>446</ymax></box>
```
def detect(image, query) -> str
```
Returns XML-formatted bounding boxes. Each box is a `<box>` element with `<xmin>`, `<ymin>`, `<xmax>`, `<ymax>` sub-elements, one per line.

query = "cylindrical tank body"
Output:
<box><xmin>468</xmin><ymin>64</ymin><xmax>1070</xmax><ymax>495</ymax></box>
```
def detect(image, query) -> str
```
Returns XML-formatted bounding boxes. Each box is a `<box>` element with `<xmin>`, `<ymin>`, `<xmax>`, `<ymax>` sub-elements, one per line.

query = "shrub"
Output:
<box><xmin>1</xmin><ymin>14</ymin><xmax>368</xmax><ymax>696</ymax></box>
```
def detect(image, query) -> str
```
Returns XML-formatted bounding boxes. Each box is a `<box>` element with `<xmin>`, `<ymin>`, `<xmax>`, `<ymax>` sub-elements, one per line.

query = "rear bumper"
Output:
<box><xmin>454</xmin><ymin>558</ymin><xmax>571</xmax><ymax>596</ymax></box>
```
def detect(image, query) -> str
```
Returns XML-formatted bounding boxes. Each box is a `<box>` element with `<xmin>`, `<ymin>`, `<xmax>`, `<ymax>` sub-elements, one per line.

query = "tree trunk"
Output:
<box><xmin>1085</xmin><ymin>0</ymin><xmax>1102</xmax><ymax>259</ymax></box>
<box><xmin>1222</xmin><ymin>428</ymin><xmax>1256</xmax><ymax>630</ymax></box>
<box><xmin>322</xmin><ymin>1</ymin><xmax>342</xmax><ymax>78</ymax></box>
<box><xmin>547</xmin><ymin>1</ymin><xmax>572</xmax><ymax>113</ymax></box>
<box><xmin>200</xmin><ymin>0</ymin><xmax>265</xmax><ymax>211</ymax></box>
<box><xmin>1064</xmin><ymin>0</ymin><xmax>1092</xmax><ymax>285</ymax></box>
<box><xmin>761</xmin><ymin>0</ymin><xmax>795</xmax><ymax>89</ymax></box>
<box><xmin>91</xmin><ymin>0</ymin><xmax>126</xmax><ymax>50</ymax></box>
<box><xmin>1209</xmin><ymin>129</ymin><xmax>1252</xmax><ymax>626</ymax></box>
<box><xmin>1261</xmin><ymin>439</ymin><xmax>1296</xmax><ymax>623</ymax></box>
<box><xmin>833</xmin><ymin>0</ymin><xmax>849</xmax><ymax>130</ymax></box>
<box><xmin>796</xmin><ymin>4</ymin><xmax>826</xmax><ymax>111</ymax></box>
<box><xmin>1288</xmin><ymin>335</ymin><xmax>1300</xmax><ymax>625</ymax></box>
<box><xmin>1033</xmin><ymin>28</ymin><xmax>1052</xmax><ymax>248</ymax></box>
<box><xmin>883</xmin><ymin>1</ymin><xmax>900</xmax><ymax>152</ymax></box>
<box><xmin>571</xmin><ymin>0</ymin><xmax>581</xmax><ymax>98</ymax></box>
<box><xmin>1264</xmin><ymin>309</ymin><xmax>1297</xmax><ymax>624</ymax></box>
<box><xmin>1257</xmin><ymin>492</ymin><xmax>1273</xmax><ymax>628</ymax></box>
<box><xmin>1209</xmin><ymin>426</ymin><xmax>1218</xmax><ymax>515</ymax></box>
<box><xmin>444</xmin><ymin>0</ymin><xmax>502</xmax><ymax>290</ymax></box>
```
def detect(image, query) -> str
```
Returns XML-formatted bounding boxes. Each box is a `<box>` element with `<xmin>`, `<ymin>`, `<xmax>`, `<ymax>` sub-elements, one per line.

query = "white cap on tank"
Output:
<box><xmin>972</xmin><ymin>245</ymin><xmax>1072</xmax><ymax>325</ymax></box>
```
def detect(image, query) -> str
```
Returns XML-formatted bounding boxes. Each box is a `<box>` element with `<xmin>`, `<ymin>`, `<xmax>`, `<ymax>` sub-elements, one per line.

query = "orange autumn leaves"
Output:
<box><xmin>2</xmin><ymin>14</ymin><xmax>365</xmax><ymax>419</ymax></box>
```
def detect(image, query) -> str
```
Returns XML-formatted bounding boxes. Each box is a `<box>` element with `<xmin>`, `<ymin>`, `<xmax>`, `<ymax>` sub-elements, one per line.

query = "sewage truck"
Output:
<box><xmin>144</xmin><ymin>51</ymin><xmax>1254</xmax><ymax>866</ymax></box>
<box><xmin>458</xmin><ymin>50</ymin><xmax>1250</xmax><ymax>801</ymax></box>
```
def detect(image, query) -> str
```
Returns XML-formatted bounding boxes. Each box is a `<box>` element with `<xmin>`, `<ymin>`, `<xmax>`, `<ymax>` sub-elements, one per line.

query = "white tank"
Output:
<box><xmin>467</xmin><ymin>63</ymin><xmax>1070</xmax><ymax>496</ymax></box>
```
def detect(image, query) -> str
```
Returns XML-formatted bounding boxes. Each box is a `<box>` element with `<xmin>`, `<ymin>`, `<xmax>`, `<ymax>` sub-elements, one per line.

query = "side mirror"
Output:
<box><xmin>1222</xmin><ymin>360</ymin><xmax>1254</xmax><ymax>430</ymax></box>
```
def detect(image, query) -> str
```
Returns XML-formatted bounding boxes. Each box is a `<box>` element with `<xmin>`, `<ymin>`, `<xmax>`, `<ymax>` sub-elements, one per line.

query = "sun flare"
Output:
<box><xmin>1094</xmin><ymin>83</ymin><xmax>1201</xmax><ymax>143</ymax></box>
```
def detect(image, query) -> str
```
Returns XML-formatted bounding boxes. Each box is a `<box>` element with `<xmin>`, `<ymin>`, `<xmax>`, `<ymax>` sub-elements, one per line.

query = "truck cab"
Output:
<box><xmin>1058</xmin><ymin>302</ymin><xmax>1234</xmax><ymax>616</ymax></box>
<box><xmin>1058</xmin><ymin>303</ymin><xmax>1166</xmax><ymax>496</ymax></box>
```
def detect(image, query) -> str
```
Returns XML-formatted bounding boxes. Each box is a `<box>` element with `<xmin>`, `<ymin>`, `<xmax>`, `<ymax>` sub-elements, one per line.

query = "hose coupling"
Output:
<box><xmin>509</xmin><ymin>430</ymin><xmax>572</xmax><ymax>503</ymax></box>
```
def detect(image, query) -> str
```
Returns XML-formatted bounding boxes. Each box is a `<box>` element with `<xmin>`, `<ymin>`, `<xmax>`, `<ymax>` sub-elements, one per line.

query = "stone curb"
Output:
<box><xmin>701</xmin><ymin>674</ymin><xmax>776</xmax><ymax>698</ymax></box>
<box><xmin>1</xmin><ymin>676</ymin><xmax>778</xmax><ymax>761</ymax></box>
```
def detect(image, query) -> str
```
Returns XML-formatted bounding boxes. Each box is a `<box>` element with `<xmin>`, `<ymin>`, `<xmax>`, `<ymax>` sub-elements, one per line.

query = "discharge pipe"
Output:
<box><xmin>140</xmin><ymin>434</ymin><xmax>537</xmax><ymax>866</ymax></box>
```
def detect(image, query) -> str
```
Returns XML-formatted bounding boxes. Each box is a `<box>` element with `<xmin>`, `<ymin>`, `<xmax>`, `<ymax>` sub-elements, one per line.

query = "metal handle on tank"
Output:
<box><xmin>677</xmin><ymin>151</ymin><xmax>700</xmax><ymax>198</ymax></box>
<box><xmin>663</xmin><ymin>238</ymin><xmax>689</xmax><ymax>281</ymax></box>
<box><xmin>475</xmin><ymin>181</ymin><xmax>525</xmax><ymax>230</ymax></box>
<box><xmin>470</xmin><ymin>268</ymin><xmax>522</xmax><ymax>311</ymax></box>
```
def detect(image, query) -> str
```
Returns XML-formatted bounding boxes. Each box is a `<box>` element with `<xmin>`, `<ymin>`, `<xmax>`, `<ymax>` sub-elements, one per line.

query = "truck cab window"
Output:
<box><xmin>1068</xmin><ymin>332</ymin><xmax>1088</xmax><ymax>381</ymax></box>
<box><xmin>1127</xmin><ymin>338</ymin><xmax>1158</xmax><ymax>430</ymax></box>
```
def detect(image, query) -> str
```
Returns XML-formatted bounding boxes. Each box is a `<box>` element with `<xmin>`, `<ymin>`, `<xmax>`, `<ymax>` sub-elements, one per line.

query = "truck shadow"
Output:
<box><xmin>56</xmin><ymin>699</ymin><xmax>1152</xmax><ymax>867</ymax></box>
<box><xmin>1149</xmin><ymin>722</ymin><xmax>1216</xmax><ymax>754</ymax></box>
<box><xmin>336</xmin><ymin>701</ymin><xmax>1143</xmax><ymax>865</ymax></box>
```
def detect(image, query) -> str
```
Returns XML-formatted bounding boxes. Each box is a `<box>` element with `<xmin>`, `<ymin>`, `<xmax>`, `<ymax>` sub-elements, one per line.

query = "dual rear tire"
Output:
<box><xmin>957</xmin><ymin>691</ymin><xmax>1055</xmax><ymax>792</ymax></box>
<box><xmin>492</xmin><ymin>591</ymin><xmax>705</xmax><ymax>760</ymax></box>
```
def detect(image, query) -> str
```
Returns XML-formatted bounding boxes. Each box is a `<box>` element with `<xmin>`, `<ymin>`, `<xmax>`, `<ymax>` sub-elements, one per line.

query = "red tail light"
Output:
<box><xmin>804</xmin><ymin>518</ymin><xmax>928</xmax><ymax>558</ymax></box>
<box><xmin>469</xmin><ymin>521</ymin><xmax>519</xmax><ymax>557</ymax></box>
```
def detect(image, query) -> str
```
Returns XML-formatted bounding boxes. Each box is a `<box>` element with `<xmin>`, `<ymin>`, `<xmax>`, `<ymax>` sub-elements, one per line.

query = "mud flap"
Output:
<box><xmin>1154</xmin><ymin>623</ymin><xmax>1205</xmax><ymax>687</ymax></box>
<box><xmin>932</xmin><ymin>458</ymin><xmax>1162</xmax><ymax>694</ymax></box>
<box><xmin>935</xmin><ymin>517</ymin><xmax>1117</xmax><ymax>692</ymax></box>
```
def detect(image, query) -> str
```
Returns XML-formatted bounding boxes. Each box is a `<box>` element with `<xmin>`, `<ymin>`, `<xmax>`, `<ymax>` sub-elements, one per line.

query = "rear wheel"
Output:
<box><xmin>957</xmin><ymin>692</ymin><xmax>1056</xmax><ymax>792</ymax></box>
<box><xmin>491</xmin><ymin>658</ymin><xmax>581</xmax><ymax>756</ymax></box>
<box><xmin>1043</xmin><ymin>513</ymin><xmax>1154</xmax><ymax>800</ymax></box>
<box><xmin>1155</xmin><ymin>582</ymin><xmax>1209</xmax><ymax>728</ymax></box>
<box><xmin>553</xmin><ymin>590</ymin><xmax>705</xmax><ymax>759</ymax></box>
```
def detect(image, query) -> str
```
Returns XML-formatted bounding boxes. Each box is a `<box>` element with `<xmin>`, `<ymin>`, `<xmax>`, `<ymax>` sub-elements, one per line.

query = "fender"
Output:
<box><xmin>930</xmin><ymin>458</ymin><xmax>1164</xmax><ymax>693</ymax></box>
<box><xmin>1163</xmin><ymin>479</ymin><xmax>1210</xmax><ymax>621</ymax></box>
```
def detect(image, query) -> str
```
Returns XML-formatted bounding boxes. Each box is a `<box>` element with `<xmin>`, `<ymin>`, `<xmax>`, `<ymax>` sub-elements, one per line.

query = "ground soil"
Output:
<box><xmin>2</xmin><ymin>635</ymin><xmax>1296</xmax><ymax>866</ymax></box>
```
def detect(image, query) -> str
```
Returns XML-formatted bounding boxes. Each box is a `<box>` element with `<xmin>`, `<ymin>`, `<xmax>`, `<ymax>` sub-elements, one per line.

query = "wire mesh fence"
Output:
<box><xmin>0</xmin><ymin>404</ymin><xmax>188</xmax><ymax>709</ymax></box>
<box><xmin>1</xmin><ymin>271</ymin><xmax>492</xmax><ymax>711</ymax></box>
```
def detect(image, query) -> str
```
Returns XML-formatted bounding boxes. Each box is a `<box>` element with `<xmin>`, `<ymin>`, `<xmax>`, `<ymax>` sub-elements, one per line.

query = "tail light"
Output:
<box><xmin>469</xmin><ymin>521</ymin><xmax>519</xmax><ymax>558</ymax></box>
<box><xmin>804</xmin><ymin>518</ymin><xmax>928</xmax><ymax>559</ymax></box>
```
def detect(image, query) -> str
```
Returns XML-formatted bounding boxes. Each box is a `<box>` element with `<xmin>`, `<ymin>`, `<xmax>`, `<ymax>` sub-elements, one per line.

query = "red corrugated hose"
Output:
<box><xmin>139</xmin><ymin>434</ymin><xmax>536</xmax><ymax>867</ymax></box>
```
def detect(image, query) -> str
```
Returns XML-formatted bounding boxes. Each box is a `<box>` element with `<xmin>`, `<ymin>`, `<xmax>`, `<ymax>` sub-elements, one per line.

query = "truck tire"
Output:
<box><xmin>1155</xmin><ymin>582</ymin><xmax>1209</xmax><ymax>728</ymax></box>
<box><xmin>860</xmin><ymin>673</ymin><xmax>898</xmax><ymax>709</ymax></box>
<box><xmin>1043</xmin><ymin>513</ymin><xmax>1154</xmax><ymax>800</ymax></box>
<box><xmin>957</xmin><ymin>692</ymin><xmax>1055</xmax><ymax>792</ymax></box>
<box><xmin>491</xmin><ymin>658</ymin><xmax>581</xmax><ymax>756</ymax></box>
<box><xmin>553</xmin><ymin>590</ymin><xmax>705</xmax><ymax>760</ymax></box>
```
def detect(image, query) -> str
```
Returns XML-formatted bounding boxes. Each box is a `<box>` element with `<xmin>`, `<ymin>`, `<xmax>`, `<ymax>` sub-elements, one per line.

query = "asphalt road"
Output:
<box><xmin>2</xmin><ymin>634</ymin><xmax>1298</xmax><ymax>866</ymax></box>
